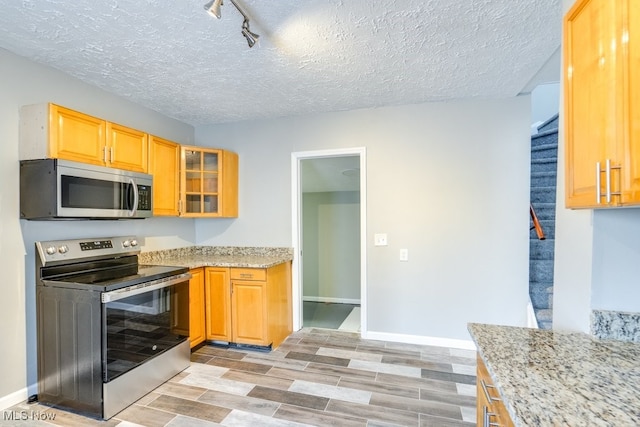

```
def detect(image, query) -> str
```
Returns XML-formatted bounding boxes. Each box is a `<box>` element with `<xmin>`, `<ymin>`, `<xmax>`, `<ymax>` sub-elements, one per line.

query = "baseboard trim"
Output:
<box><xmin>0</xmin><ymin>387</ymin><xmax>28</xmax><ymax>411</ymax></box>
<box><xmin>303</xmin><ymin>296</ymin><xmax>361</xmax><ymax>305</ymax></box>
<box><xmin>363</xmin><ymin>330</ymin><xmax>476</xmax><ymax>350</ymax></box>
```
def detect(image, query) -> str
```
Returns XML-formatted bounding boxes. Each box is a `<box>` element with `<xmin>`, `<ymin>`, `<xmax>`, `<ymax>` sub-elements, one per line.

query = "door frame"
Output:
<box><xmin>291</xmin><ymin>147</ymin><xmax>367</xmax><ymax>335</ymax></box>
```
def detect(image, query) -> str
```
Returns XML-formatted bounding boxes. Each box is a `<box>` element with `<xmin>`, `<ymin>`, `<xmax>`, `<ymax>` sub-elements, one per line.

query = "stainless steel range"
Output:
<box><xmin>34</xmin><ymin>236</ymin><xmax>191</xmax><ymax>419</ymax></box>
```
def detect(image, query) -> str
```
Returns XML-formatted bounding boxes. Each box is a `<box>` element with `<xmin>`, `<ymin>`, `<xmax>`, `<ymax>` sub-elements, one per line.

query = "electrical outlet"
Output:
<box><xmin>399</xmin><ymin>249</ymin><xmax>409</xmax><ymax>261</ymax></box>
<box><xmin>374</xmin><ymin>233</ymin><xmax>388</xmax><ymax>246</ymax></box>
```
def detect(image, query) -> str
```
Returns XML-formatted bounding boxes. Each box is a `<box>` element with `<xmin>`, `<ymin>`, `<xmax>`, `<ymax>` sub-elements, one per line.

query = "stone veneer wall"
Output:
<box><xmin>591</xmin><ymin>310</ymin><xmax>640</xmax><ymax>342</ymax></box>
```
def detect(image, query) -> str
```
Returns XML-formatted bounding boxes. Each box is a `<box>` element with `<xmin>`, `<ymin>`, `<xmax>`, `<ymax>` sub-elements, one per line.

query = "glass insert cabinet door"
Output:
<box><xmin>181</xmin><ymin>147</ymin><xmax>220</xmax><ymax>215</ymax></box>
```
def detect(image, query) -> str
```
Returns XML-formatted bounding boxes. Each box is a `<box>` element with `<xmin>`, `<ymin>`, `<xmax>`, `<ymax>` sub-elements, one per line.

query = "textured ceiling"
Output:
<box><xmin>0</xmin><ymin>0</ymin><xmax>561</xmax><ymax>126</ymax></box>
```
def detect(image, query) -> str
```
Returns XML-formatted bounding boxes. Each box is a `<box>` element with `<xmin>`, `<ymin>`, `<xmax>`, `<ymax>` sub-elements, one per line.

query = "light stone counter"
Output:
<box><xmin>139</xmin><ymin>246</ymin><xmax>293</xmax><ymax>269</ymax></box>
<box><xmin>591</xmin><ymin>310</ymin><xmax>640</xmax><ymax>342</ymax></box>
<box><xmin>468</xmin><ymin>323</ymin><xmax>640</xmax><ymax>427</ymax></box>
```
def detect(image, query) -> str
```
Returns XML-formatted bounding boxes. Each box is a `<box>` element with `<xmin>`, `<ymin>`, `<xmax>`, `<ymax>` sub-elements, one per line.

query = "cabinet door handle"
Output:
<box><xmin>103</xmin><ymin>146</ymin><xmax>108</xmax><ymax>163</ymax></box>
<box><xmin>596</xmin><ymin>161</ymin><xmax>602</xmax><ymax>204</ymax></box>
<box><xmin>240</xmin><ymin>273</ymin><xmax>253</xmax><ymax>279</ymax></box>
<box><xmin>480</xmin><ymin>379</ymin><xmax>501</xmax><ymax>402</ymax></box>
<box><xmin>483</xmin><ymin>405</ymin><xmax>501</xmax><ymax>427</ymax></box>
<box><xmin>110</xmin><ymin>146</ymin><xmax>114</xmax><ymax>163</ymax></box>
<box><xmin>606</xmin><ymin>159</ymin><xmax>611</xmax><ymax>204</ymax></box>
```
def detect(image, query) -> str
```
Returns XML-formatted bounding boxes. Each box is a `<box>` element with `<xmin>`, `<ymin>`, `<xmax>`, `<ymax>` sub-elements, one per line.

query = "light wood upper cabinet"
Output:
<box><xmin>180</xmin><ymin>146</ymin><xmax>238</xmax><ymax>217</ymax></box>
<box><xmin>149</xmin><ymin>135</ymin><xmax>180</xmax><ymax>216</ymax></box>
<box><xmin>20</xmin><ymin>103</ymin><xmax>106</xmax><ymax>166</ymax></box>
<box><xmin>151</xmin><ymin>144</ymin><xmax>238</xmax><ymax>217</ymax></box>
<box><xmin>19</xmin><ymin>104</ymin><xmax>240</xmax><ymax>214</ymax></box>
<box><xmin>49</xmin><ymin>104</ymin><xmax>107</xmax><ymax>166</ymax></box>
<box><xmin>189</xmin><ymin>268</ymin><xmax>206</xmax><ymax>348</ymax></box>
<box><xmin>20</xmin><ymin>103</ymin><xmax>149</xmax><ymax>173</ymax></box>
<box><xmin>106</xmin><ymin>122</ymin><xmax>148</xmax><ymax>173</ymax></box>
<box><xmin>628</xmin><ymin>1</ymin><xmax>640</xmax><ymax>202</ymax></box>
<box><xmin>564</xmin><ymin>0</ymin><xmax>640</xmax><ymax>208</ymax></box>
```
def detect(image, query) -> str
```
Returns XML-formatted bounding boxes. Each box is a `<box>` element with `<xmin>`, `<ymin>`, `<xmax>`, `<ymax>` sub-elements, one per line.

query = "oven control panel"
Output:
<box><xmin>80</xmin><ymin>240</ymin><xmax>113</xmax><ymax>251</ymax></box>
<box><xmin>36</xmin><ymin>236</ymin><xmax>142</xmax><ymax>265</ymax></box>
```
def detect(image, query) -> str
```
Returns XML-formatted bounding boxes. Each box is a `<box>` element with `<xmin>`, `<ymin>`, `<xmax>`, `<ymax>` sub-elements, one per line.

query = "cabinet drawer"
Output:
<box><xmin>230</xmin><ymin>268</ymin><xmax>266</xmax><ymax>281</ymax></box>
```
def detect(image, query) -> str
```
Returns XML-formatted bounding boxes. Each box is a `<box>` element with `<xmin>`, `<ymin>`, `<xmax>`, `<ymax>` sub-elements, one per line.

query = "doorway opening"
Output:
<box><xmin>291</xmin><ymin>148</ymin><xmax>367</xmax><ymax>334</ymax></box>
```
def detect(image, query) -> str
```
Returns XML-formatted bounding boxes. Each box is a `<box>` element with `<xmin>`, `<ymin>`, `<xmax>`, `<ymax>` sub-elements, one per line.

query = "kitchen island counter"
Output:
<box><xmin>468</xmin><ymin>323</ymin><xmax>640</xmax><ymax>427</ymax></box>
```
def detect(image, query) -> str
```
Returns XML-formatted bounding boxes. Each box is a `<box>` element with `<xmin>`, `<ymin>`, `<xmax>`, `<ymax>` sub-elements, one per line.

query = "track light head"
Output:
<box><xmin>241</xmin><ymin>19</ymin><xmax>260</xmax><ymax>48</ymax></box>
<box><xmin>205</xmin><ymin>0</ymin><xmax>260</xmax><ymax>48</ymax></box>
<box><xmin>204</xmin><ymin>0</ymin><xmax>223</xmax><ymax>19</ymax></box>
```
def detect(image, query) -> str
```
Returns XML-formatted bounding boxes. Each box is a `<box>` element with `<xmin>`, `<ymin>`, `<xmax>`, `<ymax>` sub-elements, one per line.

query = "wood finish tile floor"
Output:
<box><xmin>5</xmin><ymin>328</ymin><xmax>477</xmax><ymax>427</ymax></box>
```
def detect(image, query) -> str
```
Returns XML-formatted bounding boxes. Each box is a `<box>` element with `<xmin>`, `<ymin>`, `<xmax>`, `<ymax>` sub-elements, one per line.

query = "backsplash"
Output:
<box><xmin>591</xmin><ymin>310</ymin><xmax>640</xmax><ymax>342</ymax></box>
<box><xmin>139</xmin><ymin>246</ymin><xmax>294</xmax><ymax>264</ymax></box>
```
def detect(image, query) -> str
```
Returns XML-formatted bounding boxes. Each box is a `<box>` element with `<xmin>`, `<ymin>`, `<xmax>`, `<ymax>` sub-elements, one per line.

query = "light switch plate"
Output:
<box><xmin>400</xmin><ymin>248</ymin><xmax>409</xmax><ymax>261</ymax></box>
<box><xmin>374</xmin><ymin>233</ymin><xmax>388</xmax><ymax>246</ymax></box>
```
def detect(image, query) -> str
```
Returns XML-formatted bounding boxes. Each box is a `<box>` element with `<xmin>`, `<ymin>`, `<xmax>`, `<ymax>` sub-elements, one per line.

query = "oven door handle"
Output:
<box><xmin>101</xmin><ymin>272</ymin><xmax>191</xmax><ymax>303</ymax></box>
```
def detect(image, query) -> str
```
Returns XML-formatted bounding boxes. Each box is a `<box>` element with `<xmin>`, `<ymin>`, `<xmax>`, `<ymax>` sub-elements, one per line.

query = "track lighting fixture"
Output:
<box><xmin>204</xmin><ymin>0</ymin><xmax>260</xmax><ymax>48</ymax></box>
<box><xmin>241</xmin><ymin>19</ymin><xmax>260</xmax><ymax>48</ymax></box>
<box><xmin>203</xmin><ymin>0</ymin><xmax>223</xmax><ymax>19</ymax></box>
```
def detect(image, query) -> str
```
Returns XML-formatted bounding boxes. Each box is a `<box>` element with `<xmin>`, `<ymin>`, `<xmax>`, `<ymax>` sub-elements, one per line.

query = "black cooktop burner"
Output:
<box><xmin>49</xmin><ymin>265</ymin><xmax>189</xmax><ymax>292</ymax></box>
<box><xmin>40</xmin><ymin>255</ymin><xmax>188</xmax><ymax>292</ymax></box>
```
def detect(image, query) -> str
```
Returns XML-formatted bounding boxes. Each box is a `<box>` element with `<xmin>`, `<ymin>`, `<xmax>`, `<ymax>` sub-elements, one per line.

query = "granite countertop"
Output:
<box><xmin>468</xmin><ymin>323</ymin><xmax>640</xmax><ymax>427</ymax></box>
<box><xmin>139</xmin><ymin>246</ymin><xmax>293</xmax><ymax>269</ymax></box>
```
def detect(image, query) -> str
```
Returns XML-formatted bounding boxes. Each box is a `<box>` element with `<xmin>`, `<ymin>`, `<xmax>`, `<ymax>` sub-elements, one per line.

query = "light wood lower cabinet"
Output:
<box><xmin>231</xmin><ymin>278</ymin><xmax>267</xmax><ymax>345</ymax></box>
<box><xmin>205</xmin><ymin>267</ymin><xmax>232</xmax><ymax>341</ymax></box>
<box><xmin>476</xmin><ymin>354</ymin><xmax>513</xmax><ymax>427</ymax></box>
<box><xmin>204</xmin><ymin>262</ymin><xmax>292</xmax><ymax>349</ymax></box>
<box><xmin>188</xmin><ymin>268</ymin><xmax>206</xmax><ymax>348</ymax></box>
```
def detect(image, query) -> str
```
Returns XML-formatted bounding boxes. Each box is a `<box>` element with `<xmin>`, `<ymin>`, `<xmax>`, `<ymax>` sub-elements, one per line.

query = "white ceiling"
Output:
<box><xmin>0</xmin><ymin>0</ymin><xmax>561</xmax><ymax>126</ymax></box>
<box><xmin>302</xmin><ymin>156</ymin><xmax>360</xmax><ymax>193</ymax></box>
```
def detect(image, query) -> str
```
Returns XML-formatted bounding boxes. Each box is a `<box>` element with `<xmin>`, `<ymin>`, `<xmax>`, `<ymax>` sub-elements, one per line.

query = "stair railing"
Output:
<box><xmin>530</xmin><ymin>204</ymin><xmax>546</xmax><ymax>240</ymax></box>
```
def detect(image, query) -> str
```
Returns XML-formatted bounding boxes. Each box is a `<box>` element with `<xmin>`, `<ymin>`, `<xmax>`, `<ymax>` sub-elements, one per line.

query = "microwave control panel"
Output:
<box><xmin>137</xmin><ymin>185</ymin><xmax>151</xmax><ymax>211</ymax></box>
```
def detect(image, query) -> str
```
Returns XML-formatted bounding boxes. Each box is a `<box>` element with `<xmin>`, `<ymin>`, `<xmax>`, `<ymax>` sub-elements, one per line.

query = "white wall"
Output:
<box><xmin>551</xmin><ymin>1</ymin><xmax>592</xmax><ymax>332</ymax></box>
<box><xmin>0</xmin><ymin>48</ymin><xmax>197</xmax><ymax>407</ymax></box>
<box><xmin>591</xmin><ymin>210</ymin><xmax>640</xmax><ymax>312</ymax></box>
<box><xmin>531</xmin><ymin>83</ymin><xmax>560</xmax><ymax>126</ymax></box>
<box><xmin>302</xmin><ymin>191</ymin><xmax>360</xmax><ymax>302</ymax></box>
<box><xmin>0</xmin><ymin>36</ymin><xmax>557</xmax><ymax>407</ymax></box>
<box><xmin>195</xmin><ymin>120</ymin><xmax>293</xmax><ymax>246</ymax></box>
<box><xmin>552</xmin><ymin>0</ymin><xmax>592</xmax><ymax>332</ymax></box>
<box><xmin>195</xmin><ymin>96</ymin><xmax>532</xmax><ymax>342</ymax></box>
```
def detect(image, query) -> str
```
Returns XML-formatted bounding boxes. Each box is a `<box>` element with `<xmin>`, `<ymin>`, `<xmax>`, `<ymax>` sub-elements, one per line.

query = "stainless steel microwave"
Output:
<box><xmin>20</xmin><ymin>159</ymin><xmax>152</xmax><ymax>219</ymax></box>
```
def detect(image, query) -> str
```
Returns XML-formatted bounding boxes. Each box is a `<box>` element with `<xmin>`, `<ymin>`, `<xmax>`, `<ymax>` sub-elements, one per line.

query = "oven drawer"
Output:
<box><xmin>230</xmin><ymin>268</ymin><xmax>266</xmax><ymax>281</ymax></box>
